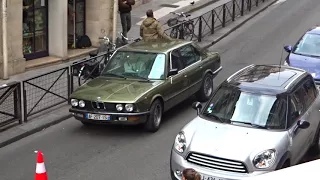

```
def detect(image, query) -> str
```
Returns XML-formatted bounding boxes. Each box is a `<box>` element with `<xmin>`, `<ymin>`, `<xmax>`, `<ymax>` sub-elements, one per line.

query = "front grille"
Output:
<box><xmin>186</xmin><ymin>152</ymin><xmax>248</xmax><ymax>173</ymax></box>
<box><xmin>74</xmin><ymin>100</ymin><xmax>117</xmax><ymax>112</ymax></box>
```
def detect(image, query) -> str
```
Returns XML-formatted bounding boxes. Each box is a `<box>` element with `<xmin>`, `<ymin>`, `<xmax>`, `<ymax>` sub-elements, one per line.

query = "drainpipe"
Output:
<box><xmin>2</xmin><ymin>0</ymin><xmax>8</xmax><ymax>79</ymax></box>
<box><xmin>112</xmin><ymin>0</ymin><xmax>118</xmax><ymax>44</ymax></box>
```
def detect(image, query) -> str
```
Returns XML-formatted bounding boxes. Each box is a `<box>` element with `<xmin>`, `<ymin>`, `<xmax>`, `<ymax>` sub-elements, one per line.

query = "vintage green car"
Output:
<box><xmin>69</xmin><ymin>39</ymin><xmax>222</xmax><ymax>132</ymax></box>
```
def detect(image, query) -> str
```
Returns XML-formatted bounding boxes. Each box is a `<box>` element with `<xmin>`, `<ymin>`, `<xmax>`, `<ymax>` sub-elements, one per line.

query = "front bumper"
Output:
<box><xmin>170</xmin><ymin>150</ymin><xmax>269</xmax><ymax>180</ymax></box>
<box><xmin>69</xmin><ymin>108</ymin><xmax>149</xmax><ymax>125</ymax></box>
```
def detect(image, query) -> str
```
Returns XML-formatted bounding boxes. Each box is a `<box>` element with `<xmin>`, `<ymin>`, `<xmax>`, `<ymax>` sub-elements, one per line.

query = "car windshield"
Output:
<box><xmin>293</xmin><ymin>33</ymin><xmax>320</xmax><ymax>57</ymax></box>
<box><xmin>202</xmin><ymin>86</ymin><xmax>287</xmax><ymax>129</ymax></box>
<box><xmin>101</xmin><ymin>51</ymin><xmax>166</xmax><ymax>80</ymax></box>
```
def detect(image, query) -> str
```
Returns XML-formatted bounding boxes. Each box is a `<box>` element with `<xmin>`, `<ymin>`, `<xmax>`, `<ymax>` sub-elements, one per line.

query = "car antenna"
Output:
<box><xmin>278</xmin><ymin>45</ymin><xmax>284</xmax><ymax>79</ymax></box>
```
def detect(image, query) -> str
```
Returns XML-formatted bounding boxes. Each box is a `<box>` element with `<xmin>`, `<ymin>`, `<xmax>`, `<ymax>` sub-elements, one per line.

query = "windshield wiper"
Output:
<box><xmin>101</xmin><ymin>73</ymin><xmax>126</xmax><ymax>79</ymax></box>
<box><xmin>203</xmin><ymin>112</ymin><xmax>229</xmax><ymax>123</ymax></box>
<box><xmin>124</xmin><ymin>73</ymin><xmax>149</xmax><ymax>81</ymax></box>
<box><xmin>231</xmin><ymin>121</ymin><xmax>268</xmax><ymax>129</ymax></box>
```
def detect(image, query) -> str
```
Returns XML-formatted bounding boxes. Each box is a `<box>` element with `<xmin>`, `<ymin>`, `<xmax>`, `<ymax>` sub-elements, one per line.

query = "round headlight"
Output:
<box><xmin>116</xmin><ymin>104</ymin><xmax>123</xmax><ymax>111</ymax></box>
<box><xmin>71</xmin><ymin>99</ymin><xmax>78</xmax><ymax>106</ymax></box>
<box><xmin>253</xmin><ymin>149</ymin><xmax>276</xmax><ymax>169</ymax></box>
<box><xmin>79</xmin><ymin>100</ymin><xmax>85</xmax><ymax>107</ymax></box>
<box><xmin>125</xmin><ymin>104</ymin><xmax>134</xmax><ymax>112</ymax></box>
<box><xmin>174</xmin><ymin>132</ymin><xmax>186</xmax><ymax>153</ymax></box>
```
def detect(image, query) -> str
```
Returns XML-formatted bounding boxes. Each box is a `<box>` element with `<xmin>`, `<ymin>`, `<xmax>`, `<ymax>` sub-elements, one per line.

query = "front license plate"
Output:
<box><xmin>200</xmin><ymin>174</ymin><xmax>225</xmax><ymax>180</ymax></box>
<box><xmin>86</xmin><ymin>113</ymin><xmax>110</xmax><ymax>120</ymax></box>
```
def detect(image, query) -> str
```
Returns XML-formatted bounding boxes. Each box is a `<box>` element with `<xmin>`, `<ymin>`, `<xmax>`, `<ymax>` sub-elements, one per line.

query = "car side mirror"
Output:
<box><xmin>284</xmin><ymin>45</ymin><xmax>292</xmax><ymax>53</ymax></box>
<box><xmin>192</xmin><ymin>102</ymin><xmax>202</xmax><ymax>115</ymax></box>
<box><xmin>168</xmin><ymin>68</ymin><xmax>178</xmax><ymax>76</ymax></box>
<box><xmin>297</xmin><ymin>120</ymin><xmax>310</xmax><ymax>129</ymax></box>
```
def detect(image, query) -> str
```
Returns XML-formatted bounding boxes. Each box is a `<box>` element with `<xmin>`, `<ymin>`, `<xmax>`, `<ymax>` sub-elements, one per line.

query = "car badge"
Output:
<box><xmin>97</xmin><ymin>97</ymin><xmax>101</xmax><ymax>101</ymax></box>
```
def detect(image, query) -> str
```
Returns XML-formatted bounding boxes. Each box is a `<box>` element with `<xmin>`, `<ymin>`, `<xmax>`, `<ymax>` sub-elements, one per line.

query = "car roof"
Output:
<box><xmin>306</xmin><ymin>26</ymin><xmax>320</xmax><ymax>35</ymax></box>
<box><xmin>118</xmin><ymin>39</ymin><xmax>191</xmax><ymax>53</ymax></box>
<box><xmin>224</xmin><ymin>64</ymin><xmax>308</xmax><ymax>95</ymax></box>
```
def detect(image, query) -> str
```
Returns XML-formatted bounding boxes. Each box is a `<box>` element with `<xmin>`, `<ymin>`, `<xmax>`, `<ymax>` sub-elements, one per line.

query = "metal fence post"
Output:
<box><xmin>222</xmin><ymin>4</ymin><xmax>226</xmax><ymax>27</ymax></box>
<box><xmin>232</xmin><ymin>0</ymin><xmax>236</xmax><ymax>21</ymax></box>
<box><xmin>67</xmin><ymin>67</ymin><xmax>71</xmax><ymax>104</ymax></box>
<box><xmin>15</xmin><ymin>83</ymin><xmax>22</xmax><ymax>124</ymax></box>
<box><xmin>211</xmin><ymin>10</ymin><xmax>215</xmax><ymax>34</ymax></box>
<box><xmin>241</xmin><ymin>0</ymin><xmax>244</xmax><ymax>16</ymax></box>
<box><xmin>198</xmin><ymin>16</ymin><xmax>203</xmax><ymax>42</ymax></box>
<box><xmin>69</xmin><ymin>66</ymin><xmax>74</xmax><ymax>94</ymax></box>
<box><xmin>22</xmin><ymin>83</ymin><xmax>28</xmax><ymax>122</ymax></box>
<box><xmin>248</xmin><ymin>0</ymin><xmax>252</xmax><ymax>11</ymax></box>
<box><xmin>256</xmin><ymin>0</ymin><xmax>258</xmax><ymax>6</ymax></box>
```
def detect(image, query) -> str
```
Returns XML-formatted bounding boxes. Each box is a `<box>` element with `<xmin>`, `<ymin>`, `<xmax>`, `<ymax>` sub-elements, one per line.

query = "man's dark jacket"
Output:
<box><xmin>118</xmin><ymin>0</ymin><xmax>135</xmax><ymax>13</ymax></box>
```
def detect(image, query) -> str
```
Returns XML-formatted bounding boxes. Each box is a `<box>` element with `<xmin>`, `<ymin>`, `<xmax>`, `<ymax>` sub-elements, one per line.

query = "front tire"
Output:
<box><xmin>144</xmin><ymin>99</ymin><xmax>163</xmax><ymax>132</ymax></box>
<box><xmin>196</xmin><ymin>73</ymin><xmax>214</xmax><ymax>102</ymax></box>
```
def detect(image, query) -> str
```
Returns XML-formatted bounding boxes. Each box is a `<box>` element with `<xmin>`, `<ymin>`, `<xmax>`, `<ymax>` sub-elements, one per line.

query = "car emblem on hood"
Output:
<box><xmin>97</xmin><ymin>97</ymin><xmax>101</xmax><ymax>101</ymax></box>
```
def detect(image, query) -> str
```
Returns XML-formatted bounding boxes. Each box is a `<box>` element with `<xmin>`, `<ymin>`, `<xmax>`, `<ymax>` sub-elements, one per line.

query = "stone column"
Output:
<box><xmin>48</xmin><ymin>0</ymin><xmax>68</xmax><ymax>59</ymax></box>
<box><xmin>0</xmin><ymin>0</ymin><xmax>26</xmax><ymax>78</ymax></box>
<box><xmin>85</xmin><ymin>0</ymin><xmax>113</xmax><ymax>47</ymax></box>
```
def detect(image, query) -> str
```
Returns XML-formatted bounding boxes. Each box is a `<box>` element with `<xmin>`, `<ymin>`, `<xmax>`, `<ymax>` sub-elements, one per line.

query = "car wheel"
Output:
<box><xmin>308</xmin><ymin>124</ymin><xmax>320</xmax><ymax>155</ymax></box>
<box><xmin>144</xmin><ymin>99</ymin><xmax>163</xmax><ymax>133</ymax></box>
<box><xmin>196</xmin><ymin>73</ymin><xmax>214</xmax><ymax>102</ymax></box>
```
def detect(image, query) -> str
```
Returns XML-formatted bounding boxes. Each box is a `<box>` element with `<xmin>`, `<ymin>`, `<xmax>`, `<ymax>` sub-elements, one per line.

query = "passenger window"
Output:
<box><xmin>290</xmin><ymin>87</ymin><xmax>307</xmax><ymax>122</ymax></box>
<box><xmin>303</xmin><ymin>77</ymin><xmax>318</xmax><ymax>107</ymax></box>
<box><xmin>179</xmin><ymin>45</ymin><xmax>200</xmax><ymax>67</ymax></box>
<box><xmin>170</xmin><ymin>49</ymin><xmax>185</xmax><ymax>71</ymax></box>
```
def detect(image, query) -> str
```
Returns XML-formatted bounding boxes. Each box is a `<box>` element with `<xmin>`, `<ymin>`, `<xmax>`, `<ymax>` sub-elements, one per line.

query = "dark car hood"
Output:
<box><xmin>71</xmin><ymin>77</ymin><xmax>163</xmax><ymax>103</ymax></box>
<box><xmin>288</xmin><ymin>53</ymin><xmax>320</xmax><ymax>80</ymax></box>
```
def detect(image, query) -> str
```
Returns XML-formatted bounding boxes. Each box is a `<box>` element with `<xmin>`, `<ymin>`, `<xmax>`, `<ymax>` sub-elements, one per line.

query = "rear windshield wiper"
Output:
<box><xmin>231</xmin><ymin>121</ymin><xmax>268</xmax><ymax>129</ymax></box>
<box><xmin>203</xmin><ymin>112</ymin><xmax>229</xmax><ymax>123</ymax></box>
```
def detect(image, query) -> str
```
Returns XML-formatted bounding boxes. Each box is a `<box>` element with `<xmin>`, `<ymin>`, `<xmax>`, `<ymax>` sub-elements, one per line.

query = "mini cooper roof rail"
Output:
<box><xmin>226</xmin><ymin>64</ymin><xmax>255</xmax><ymax>82</ymax></box>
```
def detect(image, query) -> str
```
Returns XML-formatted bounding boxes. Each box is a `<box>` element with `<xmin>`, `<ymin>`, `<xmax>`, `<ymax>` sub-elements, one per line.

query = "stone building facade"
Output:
<box><xmin>0</xmin><ymin>0</ymin><xmax>117</xmax><ymax>78</ymax></box>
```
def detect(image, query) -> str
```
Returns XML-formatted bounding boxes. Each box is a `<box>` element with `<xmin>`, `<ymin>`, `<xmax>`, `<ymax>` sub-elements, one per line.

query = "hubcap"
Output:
<box><xmin>204</xmin><ymin>76</ymin><xmax>213</xmax><ymax>97</ymax></box>
<box><xmin>153</xmin><ymin>104</ymin><xmax>162</xmax><ymax>127</ymax></box>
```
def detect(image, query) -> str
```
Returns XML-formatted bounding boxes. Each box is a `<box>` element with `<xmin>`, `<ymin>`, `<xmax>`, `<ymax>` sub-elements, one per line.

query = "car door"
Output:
<box><xmin>178</xmin><ymin>44</ymin><xmax>203</xmax><ymax>95</ymax></box>
<box><xmin>288</xmin><ymin>84</ymin><xmax>312</xmax><ymax>164</ymax></box>
<box><xmin>301</xmin><ymin>76</ymin><xmax>320</xmax><ymax>144</ymax></box>
<box><xmin>162</xmin><ymin>48</ymin><xmax>189</xmax><ymax>110</ymax></box>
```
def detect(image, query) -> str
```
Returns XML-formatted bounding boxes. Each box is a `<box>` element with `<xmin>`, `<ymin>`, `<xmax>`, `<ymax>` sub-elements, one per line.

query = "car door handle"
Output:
<box><xmin>199</xmin><ymin>66</ymin><xmax>203</xmax><ymax>69</ymax></box>
<box><xmin>184</xmin><ymin>74</ymin><xmax>188</xmax><ymax>78</ymax></box>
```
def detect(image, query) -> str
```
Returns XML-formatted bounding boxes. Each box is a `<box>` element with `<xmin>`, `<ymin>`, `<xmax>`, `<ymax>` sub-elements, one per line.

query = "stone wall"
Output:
<box><xmin>86</xmin><ymin>0</ymin><xmax>113</xmax><ymax>47</ymax></box>
<box><xmin>0</xmin><ymin>0</ymin><xmax>25</xmax><ymax>78</ymax></box>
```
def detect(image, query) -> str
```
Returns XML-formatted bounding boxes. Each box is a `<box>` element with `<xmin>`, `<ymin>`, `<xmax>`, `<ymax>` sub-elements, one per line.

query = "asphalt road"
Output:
<box><xmin>1</xmin><ymin>0</ymin><xmax>320</xmax><ymax>179</ymax></box>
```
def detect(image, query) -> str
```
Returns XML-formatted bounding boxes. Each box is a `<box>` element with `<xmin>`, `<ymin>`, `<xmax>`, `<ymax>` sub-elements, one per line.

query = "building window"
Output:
<box><xmin>23</xmin><ymin>0</ymin><xmax>48</xmax><ymax>60</ymax></box>
<box><xmin>68</xmin><ymin>0</ymin><xmax>86</xmax><ymax>49</ymax></box>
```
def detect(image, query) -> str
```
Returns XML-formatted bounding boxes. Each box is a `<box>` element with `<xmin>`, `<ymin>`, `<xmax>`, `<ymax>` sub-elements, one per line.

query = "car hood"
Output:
<box><xmin>71</xmin><ymin>77</ymin><xmax>163</xmax><ymax>102</ymax></box>
<box><xmin>184</xmin><ymin>117</ymin><xmax>287</xmax><ymax>162</ymax></box>
<box><xmin>288</xmin><ymin>53</ymin><xmax>320</xmax><ymax>80</ymax></box>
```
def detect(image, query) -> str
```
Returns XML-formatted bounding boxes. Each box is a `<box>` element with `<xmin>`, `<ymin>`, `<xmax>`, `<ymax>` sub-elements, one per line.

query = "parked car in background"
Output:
<box><xmin>170</xmin><ymin>64</ymin><xmax>320</xmax><ymax>180</ymax></box>
<box><xmin>69</xmin><ymin>39</ymin><xmax>222</xmax><ymax>132</ymax></box>
<box><xmin>284</xmin><ymin>26</ymin><xmax>320</xmax><ymax>84</ymax></box>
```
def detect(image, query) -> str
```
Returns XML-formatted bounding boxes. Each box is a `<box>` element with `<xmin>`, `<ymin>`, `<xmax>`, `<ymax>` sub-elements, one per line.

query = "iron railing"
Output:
<box><xmin>22</xmin><ymin>67</ymin><xmax>70</xmax><ymax>121</ymax></box>
<box><xmin>70</xmin><ymin>53</ymin><xmax>108</xmax><ymax>93</ymax></box>
<box><xmin>164</xmin><ymin>0</ymin><xmax>268</xmax><ymax>42</ymax></box>
<box><xmin>0</xmin><ymin>82</ymin><xmax>22</xmax><ymax>128</ymax></box>
<box><xmin>0</xmin><ymin>0</ymin><xmax>270</xmax><ymax>130</ymax></box>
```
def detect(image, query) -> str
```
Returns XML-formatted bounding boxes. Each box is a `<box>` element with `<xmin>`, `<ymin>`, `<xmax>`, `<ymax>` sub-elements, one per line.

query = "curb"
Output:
<box><xmin>202</xmin><ymin>0</ymin><xmax>278</xmax><ymax>49</ymax></box>
<box><xmin>0</xmin><ymin>114</ymin><xmax>72</xmax><ymax>148</ymax></box>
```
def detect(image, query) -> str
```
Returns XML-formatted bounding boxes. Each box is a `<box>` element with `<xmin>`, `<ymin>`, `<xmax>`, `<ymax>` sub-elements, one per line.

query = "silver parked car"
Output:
<box><xmin>170</xmin><ymin>64</ymin><xmax>320</xmax><ymax>180</ymax></box>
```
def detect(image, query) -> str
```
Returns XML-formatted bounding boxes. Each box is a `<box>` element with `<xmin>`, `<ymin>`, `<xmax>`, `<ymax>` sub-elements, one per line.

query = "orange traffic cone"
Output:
<box><xmin>35</xmin><ymin>151</ymin><xmax>48</xmax><ymax>180</ymax></box>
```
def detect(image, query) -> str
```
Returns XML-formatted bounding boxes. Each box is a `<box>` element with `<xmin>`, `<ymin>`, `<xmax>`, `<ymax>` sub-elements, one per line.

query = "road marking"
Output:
<box><xmin>272</xmin><ymin>0</ymin><xmax>287</xmax><ymax>6</ymax></box>
<box><xmin>136</xmin><ymin>0</ymin><xmax>201</xmax><ymax>25</ymax></box>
